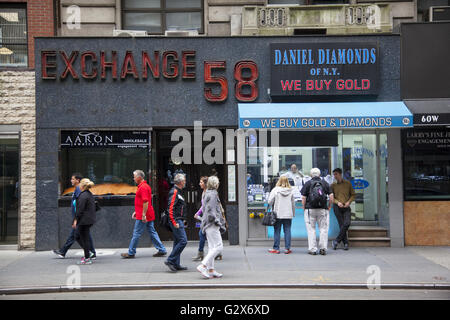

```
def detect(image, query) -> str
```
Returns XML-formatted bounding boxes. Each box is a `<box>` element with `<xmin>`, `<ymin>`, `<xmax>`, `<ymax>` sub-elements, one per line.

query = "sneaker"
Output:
<box><xmin>344</xmin><ymin>243</ymin><xmax>349</xmax><ymax>251</ymax></box>
<box><xmin>153</xmin><ymin>251</ymin><xmax>167</xmax><ymax>257</ymax></box>
<box><xmin>78</xmin><ymin>257</ymin><xmax>92</xmax><ymax>265</ymax></box>
<box><xmin>89</xmin><ymin>252</ymin><xmax>97</xmax><ymax>260</ymax></box>
<box><xmin>175</xmin><ymin>265</ymin><xmax>188</xmax><ymax>271</ymax></box>
<box><xmin>210</xmin><ymin>270</ymin><xmax>223</xmax><ymax>278</ymax></box>
<box><xmin>121</xmin><ymin>253</ymin><xmax>135</xmax><ymax>259</ymax></box>
<box><xmin>53</xmin><ymin>250</ymin><xmax>65</xmax><ymax>259</ymax></box>
<box><xmin>268</xmin><ymin>249</ymin><xmax>280</xmax><ymax>254</ymax></box>
<box><xmin>284</xmin><ymin>249</ymin><xmax>292</xmax><ymax>254</ymax></box>
<box><xmin>196</xmin><ymin>264</ymin><xmax>212</xmax><ymax>279</ymax></box>
<box><xmin>308</xmin><ymin>250</ymin><xmax>318</xmax><ymax>255</ymax></box>
<box><xmin>319</xmin><ymin>249</ymin><xmax>327</xmax><ymax>255</ymax></box>
<box><xmin>332</xmin><ymin>240</ymin><xmax>338</xmax><ymax>250</ymax></box>
<box><xmin>164</xmin><ymin>260</ymin><xmax>178</xmax><ymax>272</ymax></box>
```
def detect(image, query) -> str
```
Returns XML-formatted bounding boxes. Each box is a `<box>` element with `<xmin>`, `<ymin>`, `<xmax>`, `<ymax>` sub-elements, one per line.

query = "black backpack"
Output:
<box><xmin>308</xmin><ymin>180</ymin><xmax>328</xmax><ymax>208</ymax></box>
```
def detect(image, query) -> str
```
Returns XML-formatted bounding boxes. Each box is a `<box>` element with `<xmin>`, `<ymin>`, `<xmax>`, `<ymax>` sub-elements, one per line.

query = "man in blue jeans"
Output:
<box><xmin>164</xmin><ymin>173</ymin><xmax>188</xmax><ymax>272</ymax></box>
<box><xmin>53</xmin><ymin>173</ymin><xmax>96</xmax><ymax>259</ymax></box>
<box><xmin>121</xmin><ymin>170</ymin><xmax>167</xmax><ymax>259</ymax></box>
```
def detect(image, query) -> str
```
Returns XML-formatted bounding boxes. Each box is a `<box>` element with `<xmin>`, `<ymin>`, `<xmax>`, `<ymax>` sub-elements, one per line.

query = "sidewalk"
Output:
<box><xmin>1</xmin><ymin>244</ymin><xmax>449</xmax><ymax>294</ymax></box>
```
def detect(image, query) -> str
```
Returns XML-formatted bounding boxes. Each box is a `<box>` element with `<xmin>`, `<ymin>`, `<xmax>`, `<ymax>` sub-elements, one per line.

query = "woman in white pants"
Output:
<box><xmin>196</xmin><ymin>176</ymin><xmax>226</xmax><ymax>279</ymax></box>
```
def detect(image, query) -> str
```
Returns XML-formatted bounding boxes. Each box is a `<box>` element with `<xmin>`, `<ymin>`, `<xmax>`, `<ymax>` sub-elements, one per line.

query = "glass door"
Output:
<box><xmin>341</xmin><ymin>132</ymin><xmax>378</xmax><ymax>222</ymax></box>
<box><xmin>0</xmin><ymin>137</ymin><xmax>19</xmax><ymax>244</ymax></box>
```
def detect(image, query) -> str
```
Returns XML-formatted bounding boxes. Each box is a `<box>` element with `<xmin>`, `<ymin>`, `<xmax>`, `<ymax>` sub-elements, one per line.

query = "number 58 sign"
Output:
<box><xmin>204</xmin><ymin>60</ymin><xmax>258</xmax><ymax>102</ymax></box>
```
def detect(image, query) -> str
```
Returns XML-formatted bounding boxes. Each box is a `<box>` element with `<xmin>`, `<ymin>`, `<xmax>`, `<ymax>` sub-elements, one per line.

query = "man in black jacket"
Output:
<box><xmin>164</xmin><ymin>173</ymin><xmax>188</xmax><ymax>272</ymax></box>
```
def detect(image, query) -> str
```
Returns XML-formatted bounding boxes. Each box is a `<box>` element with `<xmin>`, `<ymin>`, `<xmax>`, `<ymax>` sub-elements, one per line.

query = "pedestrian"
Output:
<box><xmin>196</xmin><ymin>176</ymin><xmax>226</xmax><ymax>279</ymax></box>
<box><xmin>331</xmin><ymin>168</ymin><xmax>355</xmax><ymax>251</ymax></box>
<box><xmin>53</xmin><ymin>173</ymin><xmax>96</xmax><ymax>259</ymax></box>
<box><xmin>73</xmin><ymin>178</ymin><xmax>96</xmax><ymax>265</ymax></box>
<box><xmin>301</xmin><ymin>168</ymin><xmax>334</xmax><ymax>256</ymax></box>
<box><xmin>267</xmin><ymin>176</ymin><xmax>295</xmax><ymax>254</ymax></box>
<box><xmin>121</xmin><ymin>170</ymin><xmax>167</xmax><ymax>259</ymax></box>
<box><xmin>192</xmin><ymin>176</ymin><xmax>209</xmax><ymax>261</ymax></box>
<box><xmin>164</xmin><ymin>173</ymin><xmax>188</xmax><ymax>272</ymax></box>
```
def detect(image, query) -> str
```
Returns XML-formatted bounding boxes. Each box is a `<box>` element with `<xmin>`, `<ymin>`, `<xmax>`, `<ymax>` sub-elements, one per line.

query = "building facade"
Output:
<box><xmin>1</xmin><ymin>0</ymin><xmax>449</xmax><ymax>250</ymax></box>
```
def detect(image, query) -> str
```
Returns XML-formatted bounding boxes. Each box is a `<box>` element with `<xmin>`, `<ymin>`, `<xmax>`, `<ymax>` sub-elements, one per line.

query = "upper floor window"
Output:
<box><xmin>0</xmin><ymin>6</ymin><xmax>27</xmax><ymax>67</ymax></box>
<box><xmin>122</xmin><ymin>0</ymin><xmax>203</xmax><ymax>35</ymax></box>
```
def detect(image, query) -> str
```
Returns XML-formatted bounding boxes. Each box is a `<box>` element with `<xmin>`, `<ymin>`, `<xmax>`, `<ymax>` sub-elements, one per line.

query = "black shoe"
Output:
<box><xmin>175</xmin><ymin>265</ymin><xmax>188</xmax><ymax>271</ymax></box>
<box><xmin>308</xmin><ymin>250</ymin><xmax>318</xmax><ymax>255</ymax></box>
<box><xmin>164</xmin><ymin>260</ymin><xmax>178</xmax><ymax>272</ymax></box>
<box><xmin>53</xmin><ymin>250</ymin><xmax>65</xmax><ymax>259</ymax></box>
<box><xmin>319</xmin><ymin>249</ymin><xmax>327</xmax><ymax>255</ymax></box>
<box><xmin>153</xmin><ymin>251</ymin><xmax>167</xmax><ymax>257</ymax></box>
<box><xmin>344</xmin><ymin>243</ymin><xmax>349</xmax><ymax>251</ymax></box>
<box><xmin>332</xmin><ymin>240</ymin><xmax>338</xmax><ymax>250</ymax></box>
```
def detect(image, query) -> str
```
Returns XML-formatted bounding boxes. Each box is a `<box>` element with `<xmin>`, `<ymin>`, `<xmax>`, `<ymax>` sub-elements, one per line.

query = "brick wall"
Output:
<box><xmin>0</xmin><ymin>70</ymin><xmax>36</xmax><ymax>249</ymax></box>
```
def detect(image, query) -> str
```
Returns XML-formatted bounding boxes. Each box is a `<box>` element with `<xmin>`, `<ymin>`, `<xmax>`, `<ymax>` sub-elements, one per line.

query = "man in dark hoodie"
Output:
<box><xmin>164</xmin><ymin>173</ymin><xmax>188</xmax><ymax>272</ymax></box>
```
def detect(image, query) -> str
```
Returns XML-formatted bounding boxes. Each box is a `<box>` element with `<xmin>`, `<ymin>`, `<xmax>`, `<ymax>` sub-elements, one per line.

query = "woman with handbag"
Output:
<box><xmin>72</xmin><ymin>178</ymin><xmax>96</xmax><ymax>265</ymax></box>
<box><xmin>267</xmin><ymin>176</ymin><xmax>295</xmax><ymax>254</ymax></box>
<box><xmin>196</xmin><ymin>176</ymin><xmax>226</xmax><ymax>279</ymax></box>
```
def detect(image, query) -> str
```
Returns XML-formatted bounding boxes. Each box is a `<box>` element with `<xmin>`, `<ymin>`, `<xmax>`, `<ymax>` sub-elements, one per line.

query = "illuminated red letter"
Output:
<box><xmin>100</xmin><ymin>51</ymin><xmax>118</xmax><ymax>80</ymax></box>
<box><xmin>234</xmin><ymin>60</ymin><xmax>258</xmax><ymax>101</ymax></box>
<box><xmin>163</xmin><ymin>51</ymin><xmax>178</xmax><ymax>79</ymax></box>
<box><xmin>182</xmin><ymin>50</ymin><xmax>196</xmax><ymax>79</ymax></box>
<box><xmin>41</xmin><ymin>51</ymin><xmax>57</xmax><ymax>80</ymax></box>
<box><xmin>204</xmin><ymin>61</ymin><xmax>228</xmax><ymax>102</ymax></box>
<box><xmin>81</xmin><ymin>51</ymin><xmax>97</xmax><ymax>79</ymax></box>
<box><xmin>120</xmin><ymin>51</ymin><xmax>139</xmax><ymax>79</ymax></box>
<box><xmin>142</xmin><ymin>51</ymin><xmax>160</xmax><ymax>79</ymax></box>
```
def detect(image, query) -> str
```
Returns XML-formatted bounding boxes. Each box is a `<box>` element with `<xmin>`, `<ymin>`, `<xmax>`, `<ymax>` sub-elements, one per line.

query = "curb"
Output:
<box><xmin>1</xmin><ymin>283</ymin><xmax>450</xmax><ymax>295</ymax></box>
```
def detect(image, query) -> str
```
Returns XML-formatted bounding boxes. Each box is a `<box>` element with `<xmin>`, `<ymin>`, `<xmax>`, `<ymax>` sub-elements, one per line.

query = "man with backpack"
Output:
<box><xmin>301</xmin><ymin>168</ymin><xmax>334</xmax><ymax>256</ymax></box>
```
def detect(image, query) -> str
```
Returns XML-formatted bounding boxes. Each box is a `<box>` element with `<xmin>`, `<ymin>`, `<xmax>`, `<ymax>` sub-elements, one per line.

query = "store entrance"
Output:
<box><xmin>0</xmin><ymin>136</ymin><xmax>19</xmax><ymax>244</ymax></box>
<box><xmin>152</xmin><ymin>130</ymin><xmax>227</xmax><ymax>241</ymax></box>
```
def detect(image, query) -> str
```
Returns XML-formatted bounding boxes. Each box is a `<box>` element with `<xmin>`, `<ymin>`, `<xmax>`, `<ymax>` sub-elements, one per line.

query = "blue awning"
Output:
<box><xmin>238</xmin><ymin>102</ymin><xmax>413</xmax><ymax>129</ymax></box>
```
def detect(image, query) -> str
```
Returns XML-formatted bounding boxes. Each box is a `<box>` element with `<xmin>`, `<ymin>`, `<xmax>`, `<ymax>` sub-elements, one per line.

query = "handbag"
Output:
<box><xmin>261</xmin><ymin>205</ymin><xmax>277</xmax><ymax>226</ymax></box>
<box><xmin>160</xmin><ymin>210</ymin><xmax>173</xmax><ymax>232</ymax></box>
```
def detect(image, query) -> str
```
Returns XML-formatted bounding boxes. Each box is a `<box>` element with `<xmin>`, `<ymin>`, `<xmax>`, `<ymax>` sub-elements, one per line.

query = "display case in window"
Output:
<box><xmin>60</xmin><ymin>130</ymin><xmax>150</xmax><ymax>197</ymax></box>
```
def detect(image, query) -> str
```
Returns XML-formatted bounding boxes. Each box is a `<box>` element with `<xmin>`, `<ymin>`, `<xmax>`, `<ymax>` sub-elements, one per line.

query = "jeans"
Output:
<box><xmin>201</xmin><ymin>226</ymin><xmax>223</xmax><ymax>270</ymax></box>
<box><xmin>75</xmin><ymin>224</ymin><xmax>92</xmax><ymax>259</ymax></box>
<box><xmin>128</xmin><ymin>220</ymin><xmax>167</xmax><ymax>256</ymax></box>
<box><xmin>333</xmin><ymin>205</ymin><xmax>351</xmax><ymax>244</ymax></box>
<box><xmin>198</xmin><ymin>229</ymin><xmax>207</xmax><ymax>252</ymax></box>
<box><xmin>304</xmin><ymin>209</ymin><xmax>329</xmax><ymax>252</ymax></box>
<box><xmin>60</xmin><ymin>227</ymin><xmax>96</xmax><ymax>255</ymax></box>
<box><xmin>273</xmin><ymin>219</ymin><xmax>292</xmax><ymax>251</ymax></box>
<box><xmin>167</xmin><ymin>220</ymin><xmax>188</xmax><ymax>267</ymax></box>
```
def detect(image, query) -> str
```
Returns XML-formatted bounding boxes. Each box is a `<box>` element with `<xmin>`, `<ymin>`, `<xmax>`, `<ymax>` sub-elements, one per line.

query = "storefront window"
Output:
<box><xmin>60</xmin><ymin>131</ymin><xmax>150</xmax><ymax>197</ymax></box>
<box><xmin>402</xmin><ymin>128</ymin><xmax>450</xmax><ymax>200</ymax></box>
<box><xmin>247</xmin><ymin>130</ymin><xmax>383</xmax><ymax>223</ymax></box>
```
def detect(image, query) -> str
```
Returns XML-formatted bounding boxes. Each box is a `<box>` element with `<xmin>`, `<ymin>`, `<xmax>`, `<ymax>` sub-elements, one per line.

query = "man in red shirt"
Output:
<box><xmin>121</xmin><ymin>170</ymin><xmax>167</xmax><ymax>258</ymax></box>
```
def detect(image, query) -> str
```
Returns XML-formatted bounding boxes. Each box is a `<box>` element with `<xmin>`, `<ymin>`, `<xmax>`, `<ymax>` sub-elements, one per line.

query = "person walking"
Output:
<box><xmin>331</xmin><ymin>168</ymin><xmax>355</xmax><ymax>251</ymax></box>
<box><xmin>267</xmin><ymin>176</ymin><xmax>295</xmax><ymax>254</ymax></box>
<box><xmin>301</xmin><ymin>168</ymin><xmax>334</xmax><ymax>256</ymax></box>
<box><xmin>73</xmin><ymin>178</ymin><xmax>96</xmax><ymax>265</ymax></box>
<box><xmin>196</xmin><ymin>176</ymin><xmax>226</xmax><ymax>279</ymax></box>
<box><xmin>164</xmin><ymin>173</ymin><xmax>188</xmax><ymax>272</ymax></box>
<box><xmin>192</xmin><ymin>176</ymin><xmax>208</xmax><ymax>261</ymax></box>
<box><xmin>121</xmin><ymin>170</ymin><xmax>167</xmax><ymax>259</ymax></box>
<box><xmin>53</xmin><ymin>173</ymin><xmax>96</xmax><ymax>259</ymax></box>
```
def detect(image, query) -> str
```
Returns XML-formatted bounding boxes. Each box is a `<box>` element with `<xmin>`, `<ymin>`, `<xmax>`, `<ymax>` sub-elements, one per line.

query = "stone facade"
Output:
<box><xmin>0</xmin><ymin>71</ymin><xmax>36</xmax><ymax>250</ymax></box>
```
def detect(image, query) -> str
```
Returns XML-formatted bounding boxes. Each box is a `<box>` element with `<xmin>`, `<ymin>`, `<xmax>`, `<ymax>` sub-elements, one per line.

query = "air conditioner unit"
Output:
<box><xmin>164</xmin><ymin>30</ymin><xmax>199</xmax><ymax>37</ymax></box>
<box><xmin>113</xmin><ymin>29</ymin><xmax>148</xmax><ymax>37</ymax></box>
<box><xmin>429</xmin><ymin>6</ymin><xmax>450</xmax><ymax>21</ymax></box>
